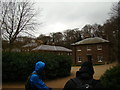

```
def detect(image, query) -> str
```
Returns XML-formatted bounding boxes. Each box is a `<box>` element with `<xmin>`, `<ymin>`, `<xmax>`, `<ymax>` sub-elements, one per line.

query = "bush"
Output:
<box><xmin>2</xmin><ymin>52</ymin><xmax>72</xmax><ymax>82</ymax></box>
<box><xmin>100</xmin><ymin>65</ymin><xmax>120</xmax><ymax>89</ymax></box>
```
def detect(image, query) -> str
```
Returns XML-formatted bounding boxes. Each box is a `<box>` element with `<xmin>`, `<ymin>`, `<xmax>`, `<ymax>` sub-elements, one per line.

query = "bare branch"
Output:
<box><xmin>0</xmin><ymin>0</ymin><xmax>40</xmax><ymax>45</ymax></box>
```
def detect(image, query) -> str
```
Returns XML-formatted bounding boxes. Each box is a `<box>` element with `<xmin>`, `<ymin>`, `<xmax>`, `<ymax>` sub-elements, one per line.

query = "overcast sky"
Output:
<box><xmin>32</xmin><ymin>0</ymin><xmax>118</xmax><ymax>37</ymax></box>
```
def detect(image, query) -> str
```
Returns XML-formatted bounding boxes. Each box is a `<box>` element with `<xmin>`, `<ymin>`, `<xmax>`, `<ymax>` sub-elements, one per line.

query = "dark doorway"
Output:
<box><xmin>86</xmin><ymin>54</ymin><xmax>92</xmax><ymax>61</ymax></box>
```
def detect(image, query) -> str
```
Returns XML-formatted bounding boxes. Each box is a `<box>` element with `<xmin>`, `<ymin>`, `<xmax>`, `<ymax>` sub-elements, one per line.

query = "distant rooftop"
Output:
<box><xmin>22</xmin><ymin>43</ymin><xmax>37</xmax><ymax>47</ymax></box>
<box><xmin>32</xmin><ymin>45</ymin><xmax>72</xmax><ymax>52</ymax></box>
<box><xmin>71</xmin><ymin>37</ymin><xmax>109</xmax><ymax>45</ymax></box>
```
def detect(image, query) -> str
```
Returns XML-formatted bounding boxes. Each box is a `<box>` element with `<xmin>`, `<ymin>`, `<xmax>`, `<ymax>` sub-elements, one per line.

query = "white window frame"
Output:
<box><xmin>97</xmin><ymin>45</ymin><xmax>102</xmax><ymax>50</ymax></box>
<box><xmin>77</xmin><ymin>47</ymin><xmax>81</xmax><ymax>51</ymax></box>
<box><xmin>87</xmin><ymin>46</ymin><xmax>91</xmax><ymax>51</ymax></box>
<box><xmin>78</xmin><ymin>56</ymin><xmax>82</xmax><ymax>62</ymax></box>
<box><xmin>77</xmin><ymin>49</ymin><xmax>81</xmax><ymax>51</ymax></box>
<box><xmin>61</xmin><ymin>53</ymin><xmax>63</xmax><ymax>55</ymax></box>
<box><xmin>67</xmin><ymin>53</ymin><xmax>69</xmax><ymax>55</ymax></box>
<box><xmin>98</xmin><ymin>56</ymin><xmax>103</xmax><ymax>62</ymax></box>
<box><xmin>58</xmin><ymin>53</ymin><xmax>61</xmax><ymax>55</ymax></box>
<box><xmin>67</xmin><ymin>53</ymin><xmax>71</xmax><ymax>55</ymax></box>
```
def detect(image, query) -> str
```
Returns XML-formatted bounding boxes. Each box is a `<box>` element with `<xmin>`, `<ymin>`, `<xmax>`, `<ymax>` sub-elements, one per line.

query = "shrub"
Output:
<box><xmin>2</xmin><ymin>52</ymin><xmax>72</xmax><ymax>82</ymax></box>
<box><xmin>100</xmin><ymin>65</ymin><xmax>120</xmax><ymax>89</ymax></box>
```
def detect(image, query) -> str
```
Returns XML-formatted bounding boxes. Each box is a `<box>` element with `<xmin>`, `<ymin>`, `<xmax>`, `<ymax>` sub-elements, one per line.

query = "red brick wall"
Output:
<box><xmin>72</xmin><ymin>43</ymin><xmax>110</xmax><ymax>65</ymax></box>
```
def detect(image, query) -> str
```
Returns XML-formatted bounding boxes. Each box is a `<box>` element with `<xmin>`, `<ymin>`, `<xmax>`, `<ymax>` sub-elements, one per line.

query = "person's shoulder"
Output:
<box><xmin>30</xmin><ymin>73</ymin><xmax>39</xmax><ymax>80</ymax></box>
<box><xmin>66</xmin><ymin>78</ymin><xmax>73</xmax><ymax>84</ymax></box>
<box><xmin>92</xmin><ymin>79</ymin><xmax>104</xmax><ymax>88</ymax></box>
<box><xmin>64</xmin><ymin>78</ymin><xmax>77</xmax><ymax>89</ymax></box>
<box><xmin>91</xmin><ymin>79</ymin><xmax>99</xmax><ymax>83</ymax></box>
<box><xmin>31</xmin><ymin>73</ymin><xmax>38</xmax><ymax>76</ymax></box>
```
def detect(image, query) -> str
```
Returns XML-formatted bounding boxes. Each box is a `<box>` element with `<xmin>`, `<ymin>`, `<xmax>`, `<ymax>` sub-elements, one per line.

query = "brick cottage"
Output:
<box><xmin>71</xmin><ymin>37</ymin><xmax>110</xmax><ymax>65</ymax></box>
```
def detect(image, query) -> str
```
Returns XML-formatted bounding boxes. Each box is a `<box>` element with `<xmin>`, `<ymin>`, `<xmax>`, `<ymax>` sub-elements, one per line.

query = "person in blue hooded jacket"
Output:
<box><xmin>27</xmin><ymin>61</ymin><xmax>50</xmax><ymax>90</ymax></box>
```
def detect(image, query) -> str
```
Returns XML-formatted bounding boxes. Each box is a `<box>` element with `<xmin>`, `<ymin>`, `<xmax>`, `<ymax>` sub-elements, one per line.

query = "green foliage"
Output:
<box><xmin>2</xmin><ymin>52</ymin><xmax>72</xmax><ymax>82</ymax></box>
<box><xmin>100</xmin><ymin>66</ymin><xmax>120</xmax><ymax>89</ymax></box>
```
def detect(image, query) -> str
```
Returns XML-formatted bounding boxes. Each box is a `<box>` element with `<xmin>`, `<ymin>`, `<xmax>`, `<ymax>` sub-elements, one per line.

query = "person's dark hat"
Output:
<box><xmin>76</xmin><ymin>61</ymin><xmax>94</xmax><ymax>79</ymax></box>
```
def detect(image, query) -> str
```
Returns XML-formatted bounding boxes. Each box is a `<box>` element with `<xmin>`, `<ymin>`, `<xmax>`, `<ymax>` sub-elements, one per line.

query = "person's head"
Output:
<box><xmin>35</xmin><ymin>61</ymin><xmax>45</xmax><ymax>74</ymax></box>
<box><xmin>81</xmin><ymin>61</ymin><xmax>93</xmax><ymax>68</ymax></box>
<box><xmin>87</xmin><ymin>55</ymin><xmax>92</xmax><ymax>62</ymax></box>
<box><xmin>76</xmin><ymin>61</ymin><xmax>94</xmax><ymax>79</ymax></box>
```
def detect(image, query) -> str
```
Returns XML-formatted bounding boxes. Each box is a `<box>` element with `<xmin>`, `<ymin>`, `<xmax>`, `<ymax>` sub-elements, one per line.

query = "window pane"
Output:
<box><xmin>77</xmin><ymin>47</ymin><xmax>81</xmax><ymax>51</ymax></box>
<box><xmin>97</xmin><ymin>45</ymin><xmax>102</xmax><ymax>50</ymax></box>
<box><xmin>78</xmin><ymin>56</ymin><xmax>82</xmax><ymax>62</ymax></box>
<box><xmin>87</xmin><ymin>46</ymin><xmax>91</xmax><ymax>51</ymax></box>
<box><xmin>98</xmin><ymin>56</ymin><xmax>103</xmax><ymax>62</ymax></box>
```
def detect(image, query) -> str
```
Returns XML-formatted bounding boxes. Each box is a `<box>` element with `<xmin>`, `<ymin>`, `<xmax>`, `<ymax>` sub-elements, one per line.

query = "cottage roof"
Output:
<box><xmin>22</xmin><ymin>43</ymin><xmax>37</xmax><ymax>47</ymax></box>
<box><xmin>71</xmin><ymin>37</ymin><xmax>109</xmax><ymax>45</ymax></box>
<box><xmin>32</xmin><ymin>45</ymin><xmax>72</xmax><ymax>52</ymax></box>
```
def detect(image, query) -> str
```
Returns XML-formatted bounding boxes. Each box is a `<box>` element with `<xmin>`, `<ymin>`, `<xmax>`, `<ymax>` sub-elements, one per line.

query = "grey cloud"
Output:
<box><xmin>35</xmin><ymin>2</ymin><xmax>113</xmax><ymax>36</ymax></box>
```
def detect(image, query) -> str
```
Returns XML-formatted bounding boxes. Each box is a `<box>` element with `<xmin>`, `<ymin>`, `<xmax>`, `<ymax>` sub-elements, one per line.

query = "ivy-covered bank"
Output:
<box><xmin>2</xmin><ymin>52</ymin><xmax>72</xmax><ymax>82</ymax></box>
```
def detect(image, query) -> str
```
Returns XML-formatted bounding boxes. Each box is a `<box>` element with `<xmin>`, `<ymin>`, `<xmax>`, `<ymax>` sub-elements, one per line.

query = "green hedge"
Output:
<box><xmin>100</xmin><ymin>65</ymin><xmax>120</xmax><ymax>89</ymax></box>
<box><xmin>2</xmin><ymin>52</ymin><xmax>72</xmax><ymax>82</ymax></box>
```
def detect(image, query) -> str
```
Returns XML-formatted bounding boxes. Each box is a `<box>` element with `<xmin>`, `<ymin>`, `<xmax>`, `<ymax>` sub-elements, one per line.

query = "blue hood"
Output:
<box><xmin>35</xmin><ymin>61</ymin><xmax>45</xmax><ymax>73</ymax></box>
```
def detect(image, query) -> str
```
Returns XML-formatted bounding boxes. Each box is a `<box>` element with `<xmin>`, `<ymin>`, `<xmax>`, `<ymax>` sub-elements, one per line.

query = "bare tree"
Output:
<box><xmin>0</xmin><ymin>0</ymin><xmax>40</xmax><ymax>50</ymax></box>
<box><xmin>110</xmin><ymin>1</ymin><xmax>120</xmax><ymax>18</ymax></box>
<box><xmin>37</xmin><ymin>34</ymin><xmax>52</xmax><ymax>45</ymax></box>
<box><xmin>102</xmin><ymin>1</ymin><xmax>120</xmax><ymax>64</ymax></box>
<box><xmin>81</xmin><ymin>24</ymin><xmax>93</xmax><ymax>38</ymax></box>
<box><xmin>63</xmin><ymin>28</ymin><xmax>82</xmax><ymax>48</ymax></box>
<box><xmin>110</xmin><ymin>1</ymin><xmax>120</xmax><ymax>65</ymax></box>
<box><xmin>50</xmin><ymin>32</ymin><xmax>63</xmax><ymax>45</ymax></box>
